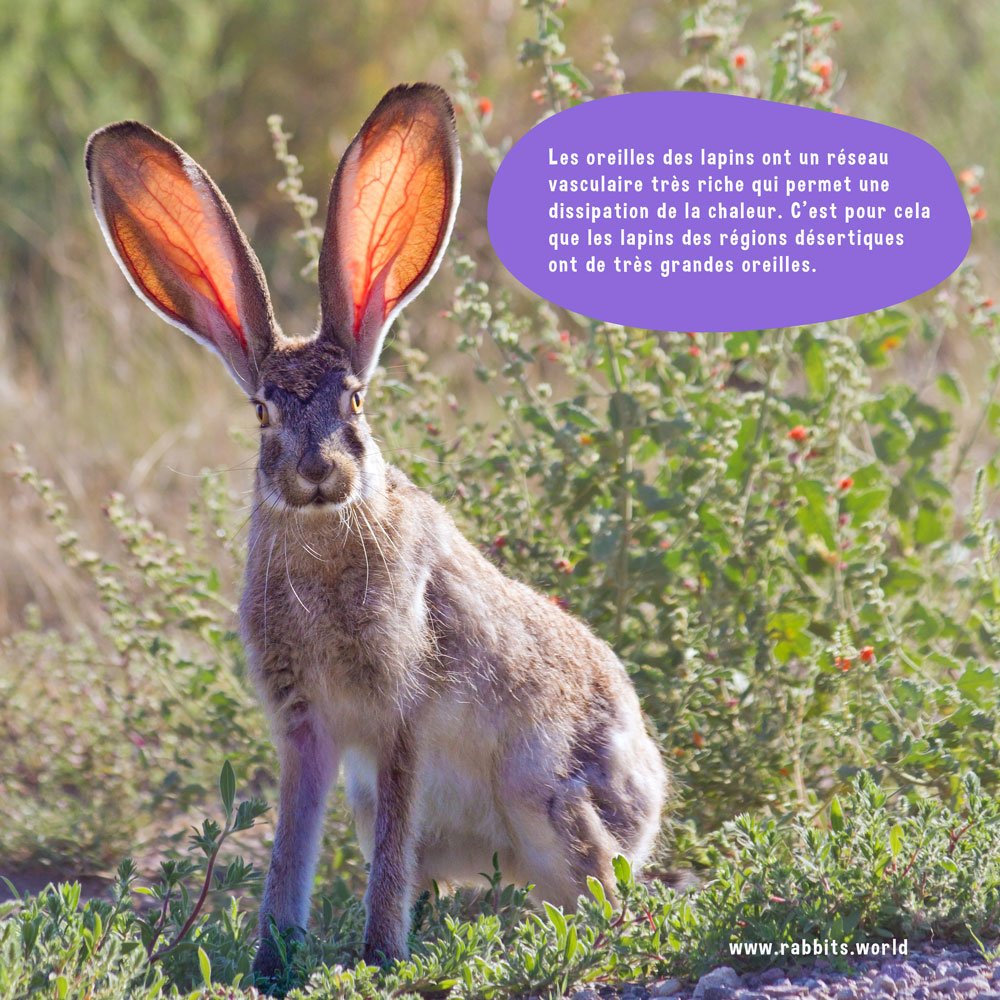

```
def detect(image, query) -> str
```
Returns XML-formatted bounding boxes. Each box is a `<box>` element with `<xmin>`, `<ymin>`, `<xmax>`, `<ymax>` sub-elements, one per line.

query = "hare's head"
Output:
<box><xmin>86</xmin><ymin>84</ymin><xmax>459</xmax><ymax>511</ymax></box>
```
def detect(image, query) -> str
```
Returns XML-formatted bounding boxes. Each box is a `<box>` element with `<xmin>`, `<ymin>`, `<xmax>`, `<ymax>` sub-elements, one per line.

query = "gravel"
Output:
<box><xmin>571</xmin><ymin>943</ymin><xmax>1000</xmax><ymax>1000</ymax></box>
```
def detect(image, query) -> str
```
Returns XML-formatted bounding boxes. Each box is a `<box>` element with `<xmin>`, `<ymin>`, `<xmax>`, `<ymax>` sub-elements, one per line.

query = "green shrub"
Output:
<box><xmin>3</xmin><ymin>768</ymin><xmax>999</xmax><ymax>997</ymax></box>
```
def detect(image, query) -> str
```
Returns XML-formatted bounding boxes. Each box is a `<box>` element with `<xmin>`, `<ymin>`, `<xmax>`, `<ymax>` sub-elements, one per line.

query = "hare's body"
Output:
<box><xmin>86</xmin><ymin>82</ymin><xmax>667</xmax><ymax>978</ymax></box>
<box><xmin>243</xmin><ymin>459</ymin><xmax>664</xmax><ymax>915</ymax></box>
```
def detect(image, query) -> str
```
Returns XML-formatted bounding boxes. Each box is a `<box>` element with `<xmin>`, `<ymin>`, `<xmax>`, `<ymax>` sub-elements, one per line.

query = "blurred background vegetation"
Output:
<box><xmin>2</xmin><ymin>0</ymin><xmax>998</xmax><ymax>630</ymax></box>
<box><xmin>2</xmin><ymin>0</ymin><xmax>999</xmax><ymax>892</ymax></box>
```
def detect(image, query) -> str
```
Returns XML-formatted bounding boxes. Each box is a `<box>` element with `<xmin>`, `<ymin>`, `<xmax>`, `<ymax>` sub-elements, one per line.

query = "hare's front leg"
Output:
<box><xmin>363</xmin><ymin>727</ymin><xmax>418</xmax><ymax>965</ymax></box>
<box><xmin>254</xmin><ymin>713</ymin><xmax>339</xmax><ymax>979</ymax></box>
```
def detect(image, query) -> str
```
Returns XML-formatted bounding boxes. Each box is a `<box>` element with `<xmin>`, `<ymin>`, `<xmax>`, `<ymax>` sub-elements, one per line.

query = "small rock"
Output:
<box><xmin>937</xmin><ymin>962</ymin><xmax>963</xmax><ymax>979</ymax></box>
<box><xmin>651</xmin><ymin>981</ymin><xmax>683</xmax><ymax>999</ymax></box>
<box><xmin>872</xmin><ymin>975</ymin><xmax>897</xmax><ymax>995</ymax></box>
<box><xmin>571</xmin><ymin>991</ymin><xmax>600</xmax><ymax>1000</ymax></box>
<box><xmin>929</xmin><ymin>977</ymin><xmax>959</xmax><ymax>994</ymax></box>
<box><xmin>911</xmin><ymin>988</ymin><xmax>929</xmax><ymax>1000</ymax></box>
<box><xmin>955</xmin><ymin>978</ymin><xmax>990</xmax><ymax>996</ymax></box>
<box><xmin>759</xmin><ymin>969</ymin><xmax>787</xmax><ymax>985</ymax></box>
<box><xmin>703</xmin><ymin>988</ymin><xmax>737</xmax><ymax>1000</ymax></box>
<box><xmin>882</xmin><ymin>964</ymin><xmax>916</xmax><ymax>984</ymax></box>
<box><xmin>961</xmin><ymin>967</ymin><xmax>990</xmax><ymax>979</ymax></box>
<box><xmin>692</xmin><ymin>967</ymin><xmax>743</xmax><ymax>1000</ymax></box>
<box><xmin>735</xmin><ymin>993</ymin><xmax>769</xmax><ymax>1000</ymax></box>
<box><xmin>834</xmin><ymin>989</ymin><xmax>855</xmax><ymax>1000</ymax></box>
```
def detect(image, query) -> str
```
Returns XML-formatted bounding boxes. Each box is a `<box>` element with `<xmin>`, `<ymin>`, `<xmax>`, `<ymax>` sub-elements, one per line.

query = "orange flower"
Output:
<box><xmin>688</xmin><ymin>345</ymin><xmax>701</xmax><ymax>357</ymax></box>
<box><xmin>788</xmin><ymin>425</ymin><xmax>808</xmax><ymax>442</ymax></box>
<box><xmin>859</xmin><ymin>646</ymin><xmax>875</xmax><ymax>663</ymax></box>
<box><xmin>692</xmin><ymin>731</ymin><xmax>705</xmax><ymax>749</ymax></box>
<box><xmin>477</xmin><ymin>97</ymin><xmax>493</xmax><ymax>116</ymax></box>
<box><xmin>732</xmin><ymin>50</ymin><xmax>748</xmax><ymax>69</ymax></box>
<box><xmin>836</xmin><ymin>656</ymin><xmax>852</xmax><ymax>672</ymax></box>
<box><xmin>811</xmin><ymin>59</ymin><xmax>832</xmax><ymax>81</ymax></box>
<box><xmin>838</xmin><ymin>476</ymin><xmax>854</xmax><ymax>491</ymax></box>
<box><xmin>973</xmin><ymin>207</ymin><xmax>988</xmax><ymax>222</ymax></box>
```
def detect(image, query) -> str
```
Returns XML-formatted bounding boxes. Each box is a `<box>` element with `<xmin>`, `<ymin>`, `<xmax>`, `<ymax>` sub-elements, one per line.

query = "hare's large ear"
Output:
<box><xmin>318</xmin><ymin>84</ymin><xmax>460</xmax><ymax>382</ymax></box>
<box><xmin>86</xmin><ymin>122</ymin><xmax>278</xmax><ymax>392</ymax></box>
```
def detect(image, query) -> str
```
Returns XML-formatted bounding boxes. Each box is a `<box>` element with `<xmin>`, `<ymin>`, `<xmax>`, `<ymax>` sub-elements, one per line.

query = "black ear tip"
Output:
<box><xmin>84</xmin><ymin>120</ymin><xmax>164</xmax><ymax>172</ymax></box>
<box><xmin>377</xmin><ymin>82</ymin><xmax>456</xmax><ymax>125</ymax></box>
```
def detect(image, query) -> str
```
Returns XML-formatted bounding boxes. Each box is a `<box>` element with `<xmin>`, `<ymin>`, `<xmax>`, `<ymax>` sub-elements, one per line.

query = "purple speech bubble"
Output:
<box><xmin>487</xmin><ymin>93</ymin><xmax>971</xmax><ymax>331</ymax></box>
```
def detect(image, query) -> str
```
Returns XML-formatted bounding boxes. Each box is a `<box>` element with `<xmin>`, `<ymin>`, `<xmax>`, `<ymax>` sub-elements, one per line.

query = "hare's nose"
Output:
<box><xmin>297</xmin><ymin>449</ymin><xmax>334</xmax><ymax>485</ymax></box>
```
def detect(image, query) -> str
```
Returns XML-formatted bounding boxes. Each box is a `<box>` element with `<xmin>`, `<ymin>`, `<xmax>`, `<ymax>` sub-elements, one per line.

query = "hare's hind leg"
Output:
<box><xmin>254</xmin><ymin>711</ymin><xmax>339</xmax><ymax>979</ymax></box>
<box><xmin>501</xmin><ymin>726</ymin><xmax>664</xmax><ymax>911</ymax></box>
<box><xmin>500</xmin><ymin>748</ymin><xmax>618</xmax><ymax>911</ymax></box>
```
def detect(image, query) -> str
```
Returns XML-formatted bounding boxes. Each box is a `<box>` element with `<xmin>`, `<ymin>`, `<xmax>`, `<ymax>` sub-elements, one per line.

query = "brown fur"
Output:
<box><xmin>86</xmin><ymin>83</ymin><xmax>669</xmax><ymax>980</ymax></box>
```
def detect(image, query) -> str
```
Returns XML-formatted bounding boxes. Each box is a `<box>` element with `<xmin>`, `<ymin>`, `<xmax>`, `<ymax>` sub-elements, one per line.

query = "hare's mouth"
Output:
<box><xmin>308</xmin><ymin>489</ymin><xmax>340</xmax><ymax>507</ymax></box>
<box><xmin>261</xmin><ymin>489</ymin><xmax>354</xmax><ymax>516</ymax></box>
<box><xmin>275</xmin><ymin>481</ymin><xmax>356</xmax><ymax>513</ymax></box>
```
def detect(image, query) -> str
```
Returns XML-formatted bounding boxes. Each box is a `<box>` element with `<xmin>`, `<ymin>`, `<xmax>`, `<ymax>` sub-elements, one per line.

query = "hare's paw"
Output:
<box><xmin>361</xmin><ymin>927</ymin><xmax>409</xmax><ymax>967</ymax></box>
<box><xmin>252</xmin><ymin>922</ymin><xmax>305</xmax><ymax>984</ymax></box>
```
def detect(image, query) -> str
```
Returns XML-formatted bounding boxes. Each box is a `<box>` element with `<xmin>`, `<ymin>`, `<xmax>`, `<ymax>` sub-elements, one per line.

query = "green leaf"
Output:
<box><xmin>936</xmin><ymin>372</ymin><xmax>964</xmax><ymax>404</ymax></box>
<box><xmin>608</xmin><ymin>391</ymin><xmax>642</xmax><ymax>431</ymax></box>
<box><xmin>797</xmin><ymin>479</ymin><xmax>835</xmax><ymax>549</ymax></box>
<box><xmin>544</xmin><ymin>900</ymin><xmax>567</xmax><ymax>942</ymax></box>
<box><xmin>219</xmin><ymin>760</ymin><xmax>236</xmax><ymax>817</ymax></box>
<box><xmin>830</xmin><ymin>795</ymin><xmax>845</xmax><ymax>833</ymax></box>
<box><xmin>565</xmin><ymin>923</ymin><xmax>579</xmax><ymax>960</ymax></box>
<box><xmin>770</xmin><ymin>58</ymin><xmax>788</xmax><ymax>100</ymax></box>
<box><xmin>198</xmin><ymin>946</ymin><xmax>212</xmax><ymax>986</ymax></box>
<box><xmin>612</xmin><ymin>854</ymin><xmax>633</xmax><ymax>888</ymax></box>
<box><xmin>914</xmin><ymin>506</ymin><xmax>945</xmax><ymax>545</ymax></box>
<box><xmin>889</xmin><ymin>823</ymin><xmax>904</xmax><ymax>858</ymax></box>
<box><xmin>587</xmin><ymin>876</ymin><xmax>606</xmax><ymax>906</ymax></box>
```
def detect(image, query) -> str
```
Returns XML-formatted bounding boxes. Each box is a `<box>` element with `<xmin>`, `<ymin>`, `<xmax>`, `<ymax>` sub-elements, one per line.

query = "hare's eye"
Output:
<box><xmin>351</xmin><ymin>391</ymin><xmax>364</xmax><ymax>415</ymax></box>
<box><xmin>255</xmin><ymin>402</ymin><xmax>270</xmax><ymax>428</ymax></box>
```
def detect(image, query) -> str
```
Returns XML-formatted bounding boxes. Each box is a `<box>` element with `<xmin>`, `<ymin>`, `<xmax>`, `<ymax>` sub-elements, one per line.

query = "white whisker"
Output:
<box><xmin>283</xmin><ymin>526</ymin><xmax>311</xmax><ymax>614</ymax></box>
<box><xmin>262</xmin><ymin>532</ymin><xmax>278</xmax><ymax>653</ymax></box>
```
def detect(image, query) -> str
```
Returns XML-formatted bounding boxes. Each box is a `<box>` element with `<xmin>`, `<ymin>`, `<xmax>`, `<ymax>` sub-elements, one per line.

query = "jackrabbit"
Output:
<box><xmin>86</xmin><ymin>83</ymin><xmax>668</xmax><ymax>975</ymax></box>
